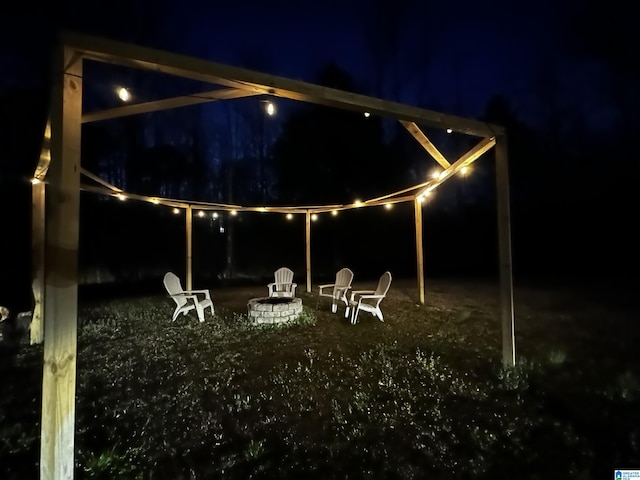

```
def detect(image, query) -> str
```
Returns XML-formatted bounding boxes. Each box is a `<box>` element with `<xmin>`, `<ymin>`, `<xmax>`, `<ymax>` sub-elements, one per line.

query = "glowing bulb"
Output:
<box><xmin>219</xmin><ymin>226</ymin><xmax>225</xmax><ymax>233</ymax></box>
<box><xmin>385</xmin><ymin>203</ymin><xmax>393</xmax><ymax>210</ymax></box>
<box><xmin>117</xmin><ymin>87</ymin><xmax>130</xmax><ymax>102</ymax></box>
<box><xmin>431</xmin><ymin>170</ymin><xmax>440</xmax><ymax>179</ymax></box>
<box><xmin>259</xmin><ymin>207</ymin><xmax>266</xmax><ymax>212</ymax></box>
<box><xmin>286</xmin><ymin>213</ymin><xmax>293</xmax><ymax>220</ymax></box>
<box><xmin>198</xmin><ymin>210</ymin><xmax>205</xmax><ymax>218</ymax></box>
<box><xmin>151</xmin><ymin>198</ymin><xmax>159</xmax><ymax>204</ymax></box>
<box><xmin>230</xmin><ymin>210</ymin><xmax>237</xmax><ymax>216</ymax></box>
<box><xmin>417</xmin><ymin>195</ymin><xmax>424</xmax><ymax>203</ymax></box>
<box><xmin>446</xmin><ymin>128</ymin><xmax>453</xmax><ymax>134</ymax></box>
<box><xmin>172</xmin><ymin>208</ymin><xmax>180</xmax><ymax>214</ymax></box>
<box><xmin>265</xmin><ymin>101</ymin><xmax>275</xmax><ymax>116</ymax></box>
<box><xmin>439</xmin><ymin>170</ymin><xmax>448</xmax><ymax>179</ymax></box>
<box><xmin>212</xmin><ymin>212</ymin><xmax>218</xmax><ymax>219</ymax></box>
<box><xmin>311</xmin><ymin>213</ymin><xmax>318</xmax><ymax>221</ymax></box>
<box><xmin>331</xmin><ymin>210</ymin><xmax>338</xmax><ymax>216</ymax></box>
<box><xmin>354</xmin><ymin>200</ymin><xmax>362</xmax><ymax>207</ymax></box>
<box><xmin>460</xmin><ymin>166</ymin><xmax>469</xmax><ymax>176</ymax></box>
<box><xmin>31</xmin><ymin>178</ymin><xmax>41</xmax><ymax>185</ymax></box>
<box><xmin>117</xmin><ymin>194</ymin><xmax>126</xmax><ymax>201</ymax></box>
<box><xmin>364</xmin><ymin>112</ymin><xmax>371</xmax><ymax>118</ymax></box>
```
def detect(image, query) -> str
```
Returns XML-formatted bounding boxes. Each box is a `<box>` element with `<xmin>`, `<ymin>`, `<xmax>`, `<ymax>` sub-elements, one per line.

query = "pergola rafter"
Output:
<box><xmin>31</xmin><ymin>32</ymin><xmax>515</xmax><ymax>479</ymax></box>
<box><xmin>82</xmin><ymin>87</ymin><xmax>258</xmax><ymax>123</ymax></box>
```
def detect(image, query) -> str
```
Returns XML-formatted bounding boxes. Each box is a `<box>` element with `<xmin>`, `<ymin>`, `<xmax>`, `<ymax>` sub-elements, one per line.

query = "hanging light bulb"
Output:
<box><xmin>198</xmin><ymin>210</ymin><xmax>205</xmax><ymax>218</ymax></box>
<box><xmin>265</xmin><ymin>101</ymin><xmax>275</xmax><ymax>116</ymax></box>
<box><xmin>117</xmin><ymin>87</ymin><xmax>130</xmax><ymax>102</ymax></box>
<box><xmin>286</xmin><ymin>213</ymin><xmax>293</xmax><ymax>220</ymax></box>
<box><xmin>172</xmin><ymin>208</ymin><xmax>180</xmax><ymax>214</ymax></box>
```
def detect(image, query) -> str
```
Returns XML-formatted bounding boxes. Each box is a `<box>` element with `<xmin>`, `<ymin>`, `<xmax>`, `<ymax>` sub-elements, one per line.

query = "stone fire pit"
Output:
<box><xmin>247</xmin><ymin>297</ymin><xmax>303</xmax><ymax>325</ymax></box>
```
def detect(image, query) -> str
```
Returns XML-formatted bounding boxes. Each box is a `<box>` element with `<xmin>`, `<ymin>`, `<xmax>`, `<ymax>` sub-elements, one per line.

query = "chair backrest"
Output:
<box><xmin>335</xmin><ymin>268</ymin><xmax>354</xmax><ymax>290</ymax></box>
<box><xmin>163</xmin><ymin>272</ymin><xmax>187</xmax><ymax>307</ymax></box>
<box><xmin>274</xmin><ymin>267</ymin><xmax>294</xmax><ymax>286</ymax></box>
<box><xmin>375</xmin><ymin>271</ymin><xmax>392</xmax><ymax>298</ymax></box>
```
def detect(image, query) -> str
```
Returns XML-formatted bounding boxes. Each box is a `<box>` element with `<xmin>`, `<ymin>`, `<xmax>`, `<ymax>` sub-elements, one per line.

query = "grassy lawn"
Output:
<box><xmin>1</xmin><ymin>278</ymin><xmax>639</xmax><ymax>479</ymax></box>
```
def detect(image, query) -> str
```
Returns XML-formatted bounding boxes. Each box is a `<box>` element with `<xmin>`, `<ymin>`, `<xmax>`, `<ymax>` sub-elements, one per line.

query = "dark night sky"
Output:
<box><xmin>0</xmin><ymin>0</ymin><xmax>617</xmax><ymax>127</ymax></box>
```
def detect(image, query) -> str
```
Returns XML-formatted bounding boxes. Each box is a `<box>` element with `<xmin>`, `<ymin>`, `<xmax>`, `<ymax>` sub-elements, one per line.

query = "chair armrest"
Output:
<box><xmin>184</xmin><ymin>289</ymin><xmax>211</xmax><ymax>300</ymax></box>
<box><xmin>349</xmin><ymin>290</ymin><xmax>375</xmax><ymax>301</ymax></box>
<box><xmin>267</xmin><ymin>282</ymin><xmax>277</xmax><ymax>288</ymax></box>
<box><xmin>169</xmin><ymin>293</ymin><xmax>199</xmax><ymax>302</ymax></box>
<box><xmin>353</xmin><ymin>294</ymin><xmax>385</xmax><ymax>307</ymax></box>
<box><xmin>318</xmin><ymin>284</ymin><xmax>335</xmax><ymax>295</ymax></box>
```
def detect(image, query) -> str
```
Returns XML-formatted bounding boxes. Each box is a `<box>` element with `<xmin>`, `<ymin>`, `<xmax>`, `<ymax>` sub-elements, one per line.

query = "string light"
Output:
<box><xmin>117</xmin><ymin>194</ymin><xmax>126</xmax><ymax>201</ymax></box>
<box><xmin>354</xmin><ymin>200</ymin><xmax>362</xmax><ymax>207</ymax></box>
<box><xmin>212</xmin><ymin>212</ymin><xmax>218</xmax><ymax>219</ymax></box>
<box><xmin>431</xmin><ymin>170</ymin><xmax>440</xmax><ymax>179</ymax></box>
<box><xmin>151</xmin><ymin>198</ymin><xmax>159</xmax><ymax>204</ymax></box>
<box><xmin>364</xmin><ymin>112</ymin><xmax>371</xmax><ymax>118</ymax></box>
<box><xmin>311</xmin><ymin>214</ymin><xmax>318</xmax><ymax>221</ymax></box>
<box><xmin>331</xmin><ymin>210</ymin><xmax>338</xmax><ymax>216</ymax></box>
<box><xmin>198</xmin><ymin>210</ymin><xmax>205</xmax><ymax>218</ymax></box>
<box><xmin>172</xmin><ymin>208</ymin><xmax>180</xmax><ymax>214</ymax></box>
<box><xmin>385</xmin><ymin>203</ymin><xmax>393</xmax><ymax>210</ymax></box>
<box><xmin>230</xmin><ymin>210</ymin><xmax>237</xmax><ymax>216</ymax></box>
<box><xmin>446</xmin><ymin>128</ymin><xmax>453</xmax><ymax>134</ymax></box>
<box><xmin>264</xmin><ymin>101</ymin><xmax>276</xmax><ymax>116</ymax></box>
<box><xmin>31</xmin><ymin>178</ymin><xmax>41</xmax><ymax>185</ymax></box>
<box><xmin>439</xmin><ymin>170</ymin><xmax>448</xmax><ymax>179</ymax></box>
<box><xmin>259</xmin><ymin>207</ymin><xmax>267</xmax><ymax>212</ymax></box>
<box><xmin>460</xmin><ymin>166</ymin><xmax>469</xmax><ymax>176</ymax></box>
<box><xmin>286</xmin><ymin>213</ymin><xmax>293</xmax><ymax>220</ymax></box>
<box><xmin>117</xmin><ymin>87</ymin><xmax>130</xmax><ymax>102</ymax></box>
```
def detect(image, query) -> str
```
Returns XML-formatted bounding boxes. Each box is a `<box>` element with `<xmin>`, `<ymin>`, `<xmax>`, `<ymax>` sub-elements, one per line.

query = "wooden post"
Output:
<box><xmin>305</xmin><ymin>210</ymin><xmax>311</xmax><ymax>293</ymax></box>
<box><xmin>31</xmin><ymin>180</ymin><xmax>46</xmax><ymax>344</ymax></box>
<box><xmin>414</xmin><ymin>198</ymin><xmax>425</xmax><ymax>305</ymax></box>
<box><xmin>186</xmin><ymin>205</ymin><xmax>193</xmax><ymax>290</ymax></box>
<box><xmin>41</xmin><ymin>45</ymin><xmax>82</xmax><ymax>480</ymax></box>
<box><xmin>495</xmin><ymin>135</ymin><xmax>516</xmax><ymax>366</ymax></box>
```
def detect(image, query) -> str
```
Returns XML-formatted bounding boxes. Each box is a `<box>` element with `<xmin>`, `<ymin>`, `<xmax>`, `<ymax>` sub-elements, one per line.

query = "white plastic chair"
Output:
<box><xmin>163</xmin><ymin>272</ymin><xmax>214</xmax><ymax>322</ymax></box>
<box><xmin>346</xmin><ymin>271</ymin><xmax>392</xmax><ymax>325</ymax></box>
<box><xmin>317</xmin><ymin>268</ymin><xmax>354</xmax><ymax>313</ymax></box>
<box><xmin>267</xmin><ymin>267</ymin><xmax>297</xmax><ymax>298</ymax></box>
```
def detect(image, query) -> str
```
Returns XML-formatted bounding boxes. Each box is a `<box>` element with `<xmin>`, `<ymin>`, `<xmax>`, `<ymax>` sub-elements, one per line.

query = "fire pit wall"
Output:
<box><xmin>248</xmin><ymin>297</ymin><xmax>303</xmax><ymax>325</ymax></box>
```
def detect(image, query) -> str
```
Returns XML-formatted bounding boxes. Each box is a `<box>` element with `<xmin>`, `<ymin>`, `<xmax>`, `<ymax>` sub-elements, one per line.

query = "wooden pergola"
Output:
<box><xmin>31</xmin><ymin>32</ymin><xmax>514</xmax><ymax>479</ymax></box>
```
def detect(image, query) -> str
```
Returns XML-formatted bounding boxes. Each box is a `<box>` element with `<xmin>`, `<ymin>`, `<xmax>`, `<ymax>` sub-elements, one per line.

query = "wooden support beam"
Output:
<box><xmin>417</xmin><ymin>136</ymin><xmax>496</xmax><ymax>198</ymax></box>
<box><xmin>30</xmin><ymin>119</ymin><xmax>52</xmax><ymax>345</ymax></box>
<box><xmin>80</xmin><ymin>168</ymin><xmax>122</xmax><ymax>192</ymax></box>
<box><xmin>41</xmin><ymin>45</ymin><xmax>82</xmax><ymax>480</ymax></box>
<box><xmin>305</xmin><ymin>211</ymin><xmax>311</xmax><ymax>293</ymax></box>
<box><xmin>186</xmin><ymin>205</ymin><xmax>193</xmax><ymax>291</ymax></box>
<box><xmin>30</xmin><ymin>180</ymin><xmax>45</xmax><ymax>344</ymax></box>
<box><xmin>400</xmin><ymin>121</ymin><xmax>451</xmax><ymax>169</ymax></box>
<box><xmin>414</xmin><ymin>198</ymin><xmax>425</xmax><ymax>305</ymax></box>
<box><xmin>495</xmin><ymin>135</ymin><xmax>516</xmax><ymax>366</ymax></box>
<box><xmin>62</xmin><ymin>32</ymin><xmax>502</xmax><ymax>137</ymax></box>
<box><xmin>82</xmin><ymin>88</ymin><xmax>257</xmax><ymax>123</ymax></box>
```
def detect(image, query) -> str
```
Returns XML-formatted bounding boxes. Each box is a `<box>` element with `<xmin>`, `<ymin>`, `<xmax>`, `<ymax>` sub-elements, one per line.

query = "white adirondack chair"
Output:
<box><xmin>163</xmin><ymin>272</ymin><xmax>214</xmax><ymax>322</ymax></box>
<box><xmin>267</xmin><ymin>267</ymin><xmax>297</xmax><ymax>298</ymax></box>
<box><xmin>346</xmin><ymin>271</ymin><xmax>392</xmax><ymax>325</ymax></box>
<box><xmin>317</xmin><ymin>267</ymin><xmax>354</xmax><ymax>313</ymax></box>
